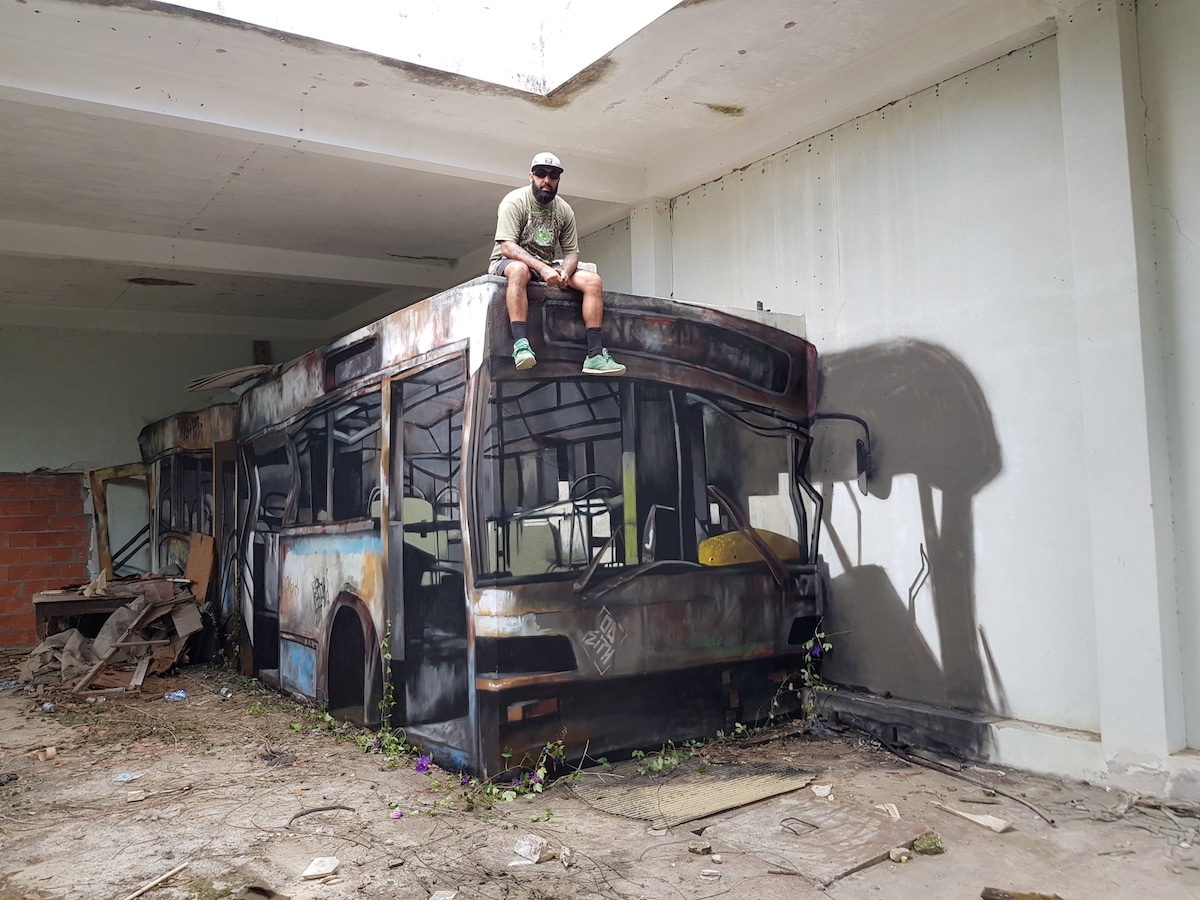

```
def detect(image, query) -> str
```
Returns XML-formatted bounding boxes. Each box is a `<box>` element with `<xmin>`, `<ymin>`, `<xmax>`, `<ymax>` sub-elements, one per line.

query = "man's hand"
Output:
<box><xmin>543</xmin><ymin>266</ymin><xmax>567</xmax><ymax>288</ymax></box>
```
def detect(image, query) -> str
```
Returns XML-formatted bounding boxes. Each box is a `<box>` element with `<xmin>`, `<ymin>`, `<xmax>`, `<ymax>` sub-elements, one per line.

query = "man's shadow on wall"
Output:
<box><xmin>810</xmin><ymin>339</ymin><xmax>1003</xmax><ymax>716</ymax></box>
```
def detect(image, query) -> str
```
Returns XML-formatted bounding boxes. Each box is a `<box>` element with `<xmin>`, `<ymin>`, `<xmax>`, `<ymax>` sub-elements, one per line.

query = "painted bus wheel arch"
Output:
<box><xmin>319</xmin><ymin>592</ymin><xmax>384</xmax><ymax>727</ymax></box>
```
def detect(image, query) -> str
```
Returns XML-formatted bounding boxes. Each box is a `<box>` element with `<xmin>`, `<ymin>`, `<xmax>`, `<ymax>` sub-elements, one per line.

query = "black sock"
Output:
<box><xmin>586</xmin><ymin>328</ymin><xmax>603</xmax><ymax>356</ymax></box>
<box><xmin>511</xmin><ymin>321</ymin><xmax>528</xmax><ymax>342</ymax></box>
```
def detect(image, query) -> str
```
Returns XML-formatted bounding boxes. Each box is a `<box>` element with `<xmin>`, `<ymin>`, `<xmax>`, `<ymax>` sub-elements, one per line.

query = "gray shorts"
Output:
<box><xmin>489</xmin><ymin>258</ymin><xmax>558</xmax><ymax>280</ymax></box>
<box><xmin>488</xmin><ymin>259</ymin><xmax>597</xmax><ymax>278</ymax></box>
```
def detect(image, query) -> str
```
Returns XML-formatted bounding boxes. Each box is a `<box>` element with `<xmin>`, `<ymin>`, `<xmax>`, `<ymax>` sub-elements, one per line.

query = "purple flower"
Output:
<box><xmin>415</xmin><ymin>754</ymin><xmax>431</xmax><ymax>773</ymax></box>
<box><xmin>390</xmin><ymin>809</ymin><xmax>405</xmax><ymax>819</ymax></box>
<box><xmin>810</xmin><ymin>644</ymin><xmax>822</xmax><ymax>658</ymax></box>
<box><xmin>512</xmin><ymin>776</ymin><xmax>523</xmax><ymax>786</ymax></box>
<box><xmin>530</xmin><ymin>773</ymin><xmax>543</xmax><ymax>784</ymax></box>
<box><xmin>460</xmin><ymin>775</ymin><xmax>470</xmax><ymax>785</ymax></box>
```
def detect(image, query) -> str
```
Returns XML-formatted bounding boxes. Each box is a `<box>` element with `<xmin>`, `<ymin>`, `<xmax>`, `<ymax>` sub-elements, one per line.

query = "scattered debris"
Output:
<box><xmin>688</xmin><ymin>840</ymin><xmax>712</xmax><ymax>855</ymax></box>
<box><xmin>980</xmin><ymin>889</ymin><xmax>1065</xmax><ymax>900</ymax></box>
<box><xmin>889</xmin><ymin>847</ymin><xmax>912</xmax><ymax>863</ymax></box>
<box><xmin>560</xmin><ymin>846</ymin><xmax>574</xmax><ymax>868</ymax></box>
<box><xmin>114</xmin><ymin>773</ymin><xmax>144</xmax><ymax>783</ymax></box>
<box><xmin>513</xmin><ymin>834</ymin><xmax>553</xmax><ymax>863</ymax></box>
<box><xmin>163</xmin><ymin>689</ymin><xmax>187</xmax><ymax>702</ymax></box>
<box><xmin>41</xmin><ymin>702</ymin><xmax>56</xmax><ymax>713</ymax></box>
<box><xmin>22</xmin><ymin>536</ymin><xmax>215</xmax><ymax>698</ymax></box>
<box><xmin>0</xmin><ymin>773</ymin><xmax>18</xmax><ymax>785</ymax></box>
<box><xmin>875</xmin><ymin>802</ymin><xmax>901</xmax><ymax>819</ymax></box>
<box><xmin>286</xmin><ymin>805</ymin><xmax>355</xmax><ymax>829</ymax></box>
<box><xmin>710</xmin><ymin>854</ymin><xmax>723</xmax><ymax>864</ymax></box>
<box><xmin>699</xmin><ymin>868</ymin><xmax>721</xmax><ymax>880</ymax></box>
<box><xmin>934</xmin><ymin>801</ymin><xmax>1013</xmax><ymax>834</ymax></box>
<box><xmin>428</xmin><ymin>891</ymin><xmax>459</xmax><ymax>900</ymax></box>
<box><xmin>118</xmin><ymin>860</ymin><xmax>188</xmax><ymax>900</ymax></box>
<box><xmin>913</xmin><ymin>833</ymin><xmax>945</xmax><ymax>855</ymax></box>
<box><xmin>260</xmin><ymin>750</ymin><xmax>298</xmax><ymax>768</ymax></box>
<box><xmin>219</xmin><ymin>687</ymin><xmax>234</xmax><ymax>700</ymax></box>
<box><xmin>300</xmin><ymin>857</ymin><xmax>339</xmax><ymax>880</ymax></box>
<box><xmin>812</xmin><ymin>784</ymin><xmax>833</xmax><ymax>798</ymax></box>
<box><xmin>962</xmin><ymin>790</ymin><xmax>1001</xmax><ymax>805</ymax></box>
<box><xmin>34</xmin><ymin>747</ymin><xmax>56</xmax><ymax>761</ymax></box>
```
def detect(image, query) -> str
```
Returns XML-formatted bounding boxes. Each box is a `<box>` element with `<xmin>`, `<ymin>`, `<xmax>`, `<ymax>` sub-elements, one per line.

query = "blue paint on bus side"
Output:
<box><xmin>282</xmin><ymin>533</ymin><xmax>383</xmax><ymax>556</ymax></box>
<box><xmin>280</xmin><ymin>639</ymin><xmax>317</xmax><ymax>697</ymax></box>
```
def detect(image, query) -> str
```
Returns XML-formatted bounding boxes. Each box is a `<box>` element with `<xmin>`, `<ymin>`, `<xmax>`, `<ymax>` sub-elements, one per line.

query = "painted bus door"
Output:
<box><xmin>387</xmin><ymin>356</ymin><xmax>469</xmax><ymax>725</ymax></box>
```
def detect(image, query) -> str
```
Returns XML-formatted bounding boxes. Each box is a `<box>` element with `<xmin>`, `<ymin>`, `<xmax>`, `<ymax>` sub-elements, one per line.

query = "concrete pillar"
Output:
<box><xmin>1057</xmin><ymin>1</ymin><xmax>1184</xmax><ymax>757</ymax></box>
<box><xmin>629</xmin><ymin>198</ymin><xmax>673</xmax><ymax>298</ymax></box>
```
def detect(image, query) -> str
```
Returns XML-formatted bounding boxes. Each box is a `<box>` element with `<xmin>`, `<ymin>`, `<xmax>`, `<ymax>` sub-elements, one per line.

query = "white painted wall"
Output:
<box><xmin>0</xmin><ymin>327</ymin><xmax>316</xmax><ymax>473</ymax></box>
<box><xmin>1141</xmin><ymin>0</ymin><xmax>1200</xmax><ymax>750</ymax></box>
<box><xmin>659</xmin><ymin>1</ymin><xmax>1200</xmax><ymax>784</ymax></box>
<box><xmin>672</xmin><ymin>38</ymin><xmax>1104</xmax><ymax>733</ymax></box>
<box><xmin>580</xmin><ymin>219</ymin><xmax>633</xmax><ymax>294</ymax></box>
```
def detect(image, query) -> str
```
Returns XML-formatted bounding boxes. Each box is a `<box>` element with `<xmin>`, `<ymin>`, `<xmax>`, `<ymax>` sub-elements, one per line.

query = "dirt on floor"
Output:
<box><xmin>2</xmin><ymin>650</ymin><xmax>1199</xmax><ymax>900</ymax></box>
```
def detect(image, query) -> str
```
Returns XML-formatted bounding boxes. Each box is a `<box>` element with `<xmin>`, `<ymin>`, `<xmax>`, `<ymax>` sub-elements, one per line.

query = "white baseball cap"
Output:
<box><xmin>530</xmin><ymin>152</ymin><xmax>563</xmax><ymax>172</ymax></box>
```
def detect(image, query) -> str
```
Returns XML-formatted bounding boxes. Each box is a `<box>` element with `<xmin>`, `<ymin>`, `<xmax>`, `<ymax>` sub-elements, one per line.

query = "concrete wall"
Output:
<box><xmin>581</xmin><ymin>219</ymin><xmax>634</xmax><ymax>295</ymax></box>
<box><xmin>1142</xmin><ymin>0</ymin><xmax>1200</xmax><ymax>752</ymax></box>
<box><xmin>673</xmin><ymin>35</ymin><xmax>1099</xmax><ymax>731</ymax></box>
<box><xmin>0</xmin><ymin>326</ymin><xmax>316</xmax><ymax>473</ymax></box>
<box><xmin>661</xmin><ymin>0</ymin><xmax>1200</xmax><ymax>788</ymax></box>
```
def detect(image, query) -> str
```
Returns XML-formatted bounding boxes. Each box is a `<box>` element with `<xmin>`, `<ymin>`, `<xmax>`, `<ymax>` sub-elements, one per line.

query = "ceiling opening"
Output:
<box><xmin>160</xmin><ymin>0</ymin><xmax>680</xmax><ymax>94</ymax></box>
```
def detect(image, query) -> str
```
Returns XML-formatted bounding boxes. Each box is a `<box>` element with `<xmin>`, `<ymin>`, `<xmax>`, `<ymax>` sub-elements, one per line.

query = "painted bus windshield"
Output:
<box><xmin>478</xmin><ymin>378</ymin><xmax>809</xmax><ymax>583</ymax></box>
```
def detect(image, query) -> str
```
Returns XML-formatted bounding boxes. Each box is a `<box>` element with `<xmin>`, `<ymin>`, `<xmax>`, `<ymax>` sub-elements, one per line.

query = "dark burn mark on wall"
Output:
<box><xmin>810</xmin><ymin>340</ymin><xmax>1002</xmax><ymax>715</ymax></box>
<box><xmin>537</xmin><ymin>57</ymin><xmax>617</xmax><ymax>109</ymax></box>
<box><xmin>704</xmin><ymin>103</ymin><xmax>746</xmax><ymax>117</ymax></box>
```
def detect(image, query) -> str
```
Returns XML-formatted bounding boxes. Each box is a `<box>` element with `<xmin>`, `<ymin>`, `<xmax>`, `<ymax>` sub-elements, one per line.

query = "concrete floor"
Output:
<box><xmin>1</xmin><ymin>659</ymin><xmax>1197</xmax><ymax>900</ymax></box>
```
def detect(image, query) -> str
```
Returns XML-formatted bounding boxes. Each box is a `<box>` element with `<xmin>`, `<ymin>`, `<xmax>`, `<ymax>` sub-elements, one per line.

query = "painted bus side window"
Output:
<box><xmin>155</xmin><ymin>452</ymin><xmax>214</xmax><ymax>570</ymax></box>
<box><xmin>290</xmin><ymin>392</ymin><xmax>382</xmax><ymax>524</ymax></box>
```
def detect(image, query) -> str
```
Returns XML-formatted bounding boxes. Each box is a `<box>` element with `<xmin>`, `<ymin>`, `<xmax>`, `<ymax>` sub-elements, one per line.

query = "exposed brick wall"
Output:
<box><xmin>0</xmin><ymin>473</ymin><xmax>90</xmax><ymax>649</ymax></box>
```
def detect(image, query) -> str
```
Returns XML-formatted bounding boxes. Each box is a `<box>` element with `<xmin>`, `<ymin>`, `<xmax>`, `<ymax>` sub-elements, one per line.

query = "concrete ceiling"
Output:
<box><xmin>0</xmin><ymin>0</ymin><xmax>1060</xmax><ymax>342</ymax></box>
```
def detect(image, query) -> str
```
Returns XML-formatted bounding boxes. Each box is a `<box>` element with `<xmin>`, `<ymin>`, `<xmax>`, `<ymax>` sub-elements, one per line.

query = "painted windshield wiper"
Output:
<box><xmin>572</xmin><ymin>530</ymin><xmax>622</xmax><ymax>595</ymax></box>
<box><xmin>705</xmin><ymin>484</ymin><xmax>788</xmax><ymax>588</ymax></box>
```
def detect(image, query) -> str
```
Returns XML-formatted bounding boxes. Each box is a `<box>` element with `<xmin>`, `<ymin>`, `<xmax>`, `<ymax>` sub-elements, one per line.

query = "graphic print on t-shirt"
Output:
<box><xmin>523</xmin><ymin>207</ymin><xmax>559</xmax><ymax>262</ymax></box>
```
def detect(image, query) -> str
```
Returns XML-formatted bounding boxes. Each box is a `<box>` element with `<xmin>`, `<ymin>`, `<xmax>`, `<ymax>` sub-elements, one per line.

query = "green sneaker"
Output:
<box><xmin>513</xmin><ymin>338</ymin><xmax>536</xmax><ymax>370</ymax></box>
<box><xmin>582</xmin><ymin>348</ymin><xmax>626</xmax><ymax>376</ymax></box>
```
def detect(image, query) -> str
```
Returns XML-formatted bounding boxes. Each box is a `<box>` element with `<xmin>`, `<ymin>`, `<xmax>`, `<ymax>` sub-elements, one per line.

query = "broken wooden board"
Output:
<box><xmin>570</xmin><ymin>760</ymin><xmax>814</xmax><ymax>828</ymax></box>
<box><xmin>170</xmin><ymin>601</ymin><xmax>203</xmax><ymax>639</ymax></box>
<box><xmin>184</xmin><ymin>533</ymin><xmax>215</xmax><ymax>605</ymax></box>
<box><xmin>695</xmin><ymin>791</ymin><xmax>930</xmax><ymax>885</ymax></box>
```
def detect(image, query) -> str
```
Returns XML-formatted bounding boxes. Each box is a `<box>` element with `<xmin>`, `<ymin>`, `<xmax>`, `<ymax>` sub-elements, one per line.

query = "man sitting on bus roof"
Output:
<box><xmin>488</xmin><ymin>152</ymin><xmax>626</xmax><ymax>376</ymax></box>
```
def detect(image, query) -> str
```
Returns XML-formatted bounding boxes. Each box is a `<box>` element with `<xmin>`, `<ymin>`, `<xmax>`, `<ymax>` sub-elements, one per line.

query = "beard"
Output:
<box><xmin>532</xmin><ymin>184</ymin><xmax>557</xmax><ymax>204</ymax></box>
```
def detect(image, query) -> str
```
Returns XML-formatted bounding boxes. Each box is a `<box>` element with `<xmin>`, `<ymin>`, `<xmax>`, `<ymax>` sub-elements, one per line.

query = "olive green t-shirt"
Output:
<box><xmin>490</xmin><ymin>186</ymin><xmax>579</xmax><ymax>264</ymax></box>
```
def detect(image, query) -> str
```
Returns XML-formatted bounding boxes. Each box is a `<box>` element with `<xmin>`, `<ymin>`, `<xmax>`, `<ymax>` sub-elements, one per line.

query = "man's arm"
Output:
<box><xmin>558</xmin><ymin>251</ymin><xmax>579</xmax><ymax>282</ymax></box>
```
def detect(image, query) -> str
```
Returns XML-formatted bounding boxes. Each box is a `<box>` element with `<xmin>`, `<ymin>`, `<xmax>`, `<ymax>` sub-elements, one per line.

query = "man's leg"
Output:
<box><xmin>497</xmin><ymin>260</ymin><xmax>536</xmax><ymax>369</ymax></box>
<box><xmin>567</xmin><ymin>270</ymin><xmax>626</xmax><ymax>376</ymax></box>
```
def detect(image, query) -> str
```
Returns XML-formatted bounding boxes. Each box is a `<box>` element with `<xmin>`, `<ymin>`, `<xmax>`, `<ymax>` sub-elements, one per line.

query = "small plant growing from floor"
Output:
<box><xmin>631</xmin><ymin>741</ymin><xmax>693</xmax><ymax>776</ymax></box>
<box><xmin>349</xmin><ymin>623</ymin><xmax>412</xmax><ymax>763</ymax></box>
<box><xmin>771</xmin><ymin>621</ymin><xmax>838</xmax><ymax>721</ymax></box>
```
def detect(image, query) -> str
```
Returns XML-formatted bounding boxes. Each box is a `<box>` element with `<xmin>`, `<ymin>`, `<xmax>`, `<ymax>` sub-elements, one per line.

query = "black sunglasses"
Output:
<box><xmin>532</xmin><ymin>168</ymin><xmax>561</xmax><ymax>179</ymax></box>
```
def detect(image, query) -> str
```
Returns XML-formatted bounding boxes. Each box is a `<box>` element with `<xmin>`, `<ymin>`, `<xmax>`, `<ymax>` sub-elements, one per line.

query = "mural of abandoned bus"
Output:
<box><xmin>235</xmin><ymin>275</ymin><xmax>848</xmax><ymax>776</ymax></box>
<box><xmin>91</xmin><ymin>404</ymin><xmax>237</xmax><ymax>604</ymax></box>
